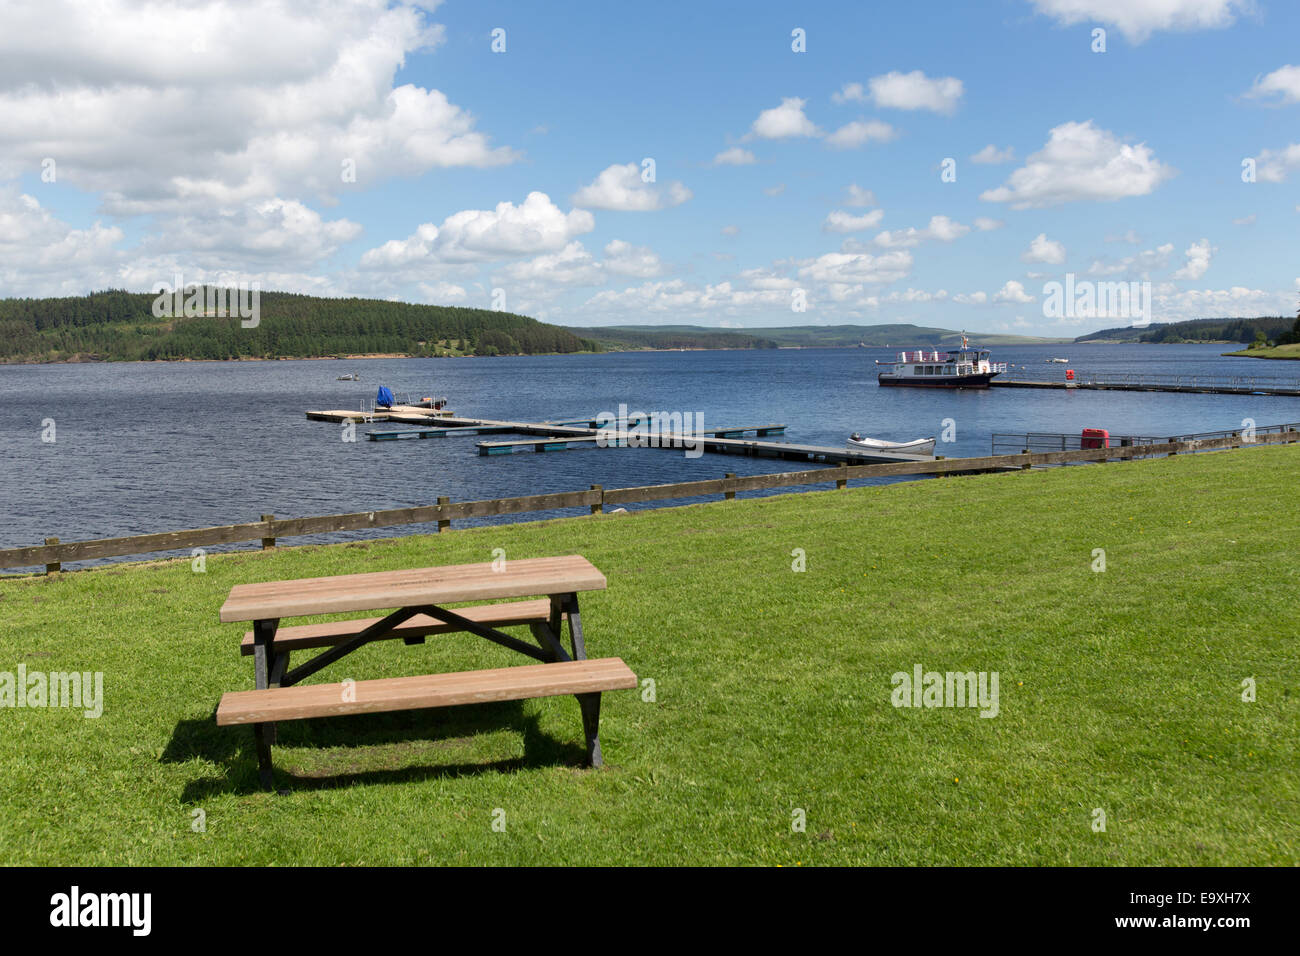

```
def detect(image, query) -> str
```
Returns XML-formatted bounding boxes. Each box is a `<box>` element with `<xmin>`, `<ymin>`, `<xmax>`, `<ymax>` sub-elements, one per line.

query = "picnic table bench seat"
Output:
<box><xmin>215</xmin><ymin>555</ymin><xmax>632</xmax><ymax>790</ymax></box>
<box><xmin>217</xmin><ymin>658</ymin><xmax>636</xmax><ymax>724</ymax></box>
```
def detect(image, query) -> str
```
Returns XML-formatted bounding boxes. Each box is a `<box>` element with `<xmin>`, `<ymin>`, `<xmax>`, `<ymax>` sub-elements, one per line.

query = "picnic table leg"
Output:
<box><xmin>562</xmin><ymin>593</ymin><xmax>588</xmax><ymax>660</ymax></box>
<box><xmin>253</xmin><ymin>724</ymin><xmax>274</xmax><ymax>790</ymax></box>
<box><xmin>250</xmin><ymin>618</ymin><xmax>281</xmax><ymax>788</ymax></box>
<box><xmin>563</xmin><ymin>594</ymin><xmax>604</xmax><ymax>767</ymax></box>
<box><xmin>577</xmin><ymin>693</ymin><xmax>603</xmax><ymax>768</ymax></box>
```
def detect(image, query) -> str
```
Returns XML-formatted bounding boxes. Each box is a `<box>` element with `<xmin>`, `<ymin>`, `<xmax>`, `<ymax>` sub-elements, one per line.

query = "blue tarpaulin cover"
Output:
<box><xmin>376</xmin><ymin>385</ymin><xmax>395</xmax><ymax>408</ymax></box>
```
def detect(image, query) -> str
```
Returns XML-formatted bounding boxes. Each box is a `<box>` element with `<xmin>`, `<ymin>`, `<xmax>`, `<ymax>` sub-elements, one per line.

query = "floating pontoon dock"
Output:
<box><xmin>990</xmin><ymin>373</ymin><xmax>1300</xmax><ymax>396</ymax></box>
<box><xmin>303</xmin><ymin>407</ymin><xmax>929</xmax><ymax>465</ymax></box>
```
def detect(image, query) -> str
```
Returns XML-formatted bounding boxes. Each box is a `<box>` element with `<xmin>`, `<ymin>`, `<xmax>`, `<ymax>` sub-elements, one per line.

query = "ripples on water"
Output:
<box><xmin>2</xmin><ymin>344</ymin><xmax>1295</xmax><ymax>565</ymax></box>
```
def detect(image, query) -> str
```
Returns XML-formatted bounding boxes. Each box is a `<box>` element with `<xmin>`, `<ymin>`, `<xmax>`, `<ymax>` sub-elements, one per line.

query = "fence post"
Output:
<box><xmin>437</xmin><ymin>496</ymin><xmax>450</xmax><ymax>532</ymax></box>
<box><xmin>44</xmin><ymin>537</ymin><xmax>60</xmax><ymax>575</ymax></box>
<box><xmin>724</xmin><ymin>474</ymin><xmax>736</xmax><ymax>500</ymax></box>
<box><xmin>1167</xmin><ymin>438</ymin><xmax>1178</xmax><ymax>457</ymax></box>
<box><xmin>260</xmin><ymin>515</ymin><xmax>276</xmax><ymax>550</ymax></box>
<box><xmin>590</xmin><ymin>484</ymin><xmax>603</xmax><ymax>514</ymax></box>
<box><xmin>1021</xmin><ymin>449</ymin><xmax>1031</xmax><ymax>470</ymax></box>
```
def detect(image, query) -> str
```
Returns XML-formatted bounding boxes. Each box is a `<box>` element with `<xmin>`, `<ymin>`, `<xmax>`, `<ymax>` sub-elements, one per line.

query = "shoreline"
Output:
<box><xmin>0</xmin><ymin>339</ymin><xmax>1267</xmax><ymax>367</ymax></box>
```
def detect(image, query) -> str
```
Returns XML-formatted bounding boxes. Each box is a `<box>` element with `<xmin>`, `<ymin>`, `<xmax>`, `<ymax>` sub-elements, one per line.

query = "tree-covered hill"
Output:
<box><xmin>563</xmin><ymin>326</ymin><xmax>780</xmax><ymax>350</ymax></box>
<box><xmin>0</xmin><ymin>289</ymin><xmax>600</xmax><ymax>362</ymax></box>
<box><xmin>566</xmin><ymin>323</ymin><xmax>1068</xmax><ymax>349</ymax></box>
<box><xmin>1075</xmin><ymin>316</ymin><xmax>1292</xmax><ymax>344</ymax></box>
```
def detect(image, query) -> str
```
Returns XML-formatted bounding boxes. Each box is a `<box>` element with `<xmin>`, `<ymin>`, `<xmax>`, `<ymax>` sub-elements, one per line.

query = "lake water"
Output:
<box><xmin>2</xmin><ymin>343</ymin><xmax>1297</xmax><ymax>566</ymax></box>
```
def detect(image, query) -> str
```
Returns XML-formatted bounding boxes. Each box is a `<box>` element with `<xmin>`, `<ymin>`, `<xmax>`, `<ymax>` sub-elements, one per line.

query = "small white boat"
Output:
<box><xmin>337</xmin><ymin>372</ymin><xmax>360</xmax><ymax>381</ymax></box>
<box><xmin>847</xmin><ymin>433</ymin><xmax>936</xmax><ymax>456</ymax></box>
<box><xmin>1047</xmin><ymin>357</ymin><xmax>1068</xmax><ymax>364</ymax></box>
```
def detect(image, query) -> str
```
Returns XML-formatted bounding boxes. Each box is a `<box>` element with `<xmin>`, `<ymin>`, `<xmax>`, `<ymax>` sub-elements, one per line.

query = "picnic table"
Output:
<box><xmin>215</xmin><ymin>555</ymin><xmax>636</xmax><ymax>789</ymax></box>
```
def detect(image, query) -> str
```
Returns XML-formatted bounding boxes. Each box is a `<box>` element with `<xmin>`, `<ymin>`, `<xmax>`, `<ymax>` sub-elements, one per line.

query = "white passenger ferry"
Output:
<box><xmin>876</xmin><ymin>333</ymin><xmax>1007</xmax><ymax>389</ymax></box>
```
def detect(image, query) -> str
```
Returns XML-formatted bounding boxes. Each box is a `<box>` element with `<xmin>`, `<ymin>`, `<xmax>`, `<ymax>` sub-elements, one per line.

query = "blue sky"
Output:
<box><xmin>1</xmin><ymin>0</ymin><xmax>1297</xmax><ymax>334</ymax></box>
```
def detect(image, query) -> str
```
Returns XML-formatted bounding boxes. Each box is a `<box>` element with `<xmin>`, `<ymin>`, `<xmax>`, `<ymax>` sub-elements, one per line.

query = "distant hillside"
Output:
<box><xmin>0</xmin><ymin>289</ymin><xmax>600</xmax><ymax>363</ymax></box>
<box><xmin>565</xmin><ymin>323</ymin><xmax>1068</xmax><ymax>350</ymax></box>
<box><xmin>1076</xmin><ymin>316</ymin><xmax>1292</xmax><ymax>345</ymax></box>
<box><xmin>564</xmin><ymin>326</ymin><xmax>779</xmax><ymax>350</ymax></box>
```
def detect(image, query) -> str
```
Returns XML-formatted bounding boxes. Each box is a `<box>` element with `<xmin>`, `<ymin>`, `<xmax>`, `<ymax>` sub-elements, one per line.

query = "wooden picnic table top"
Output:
<box><xmin>219</xmin><ymin>554</ymin><xmax>606</xmax><ymax>623</ymax></box>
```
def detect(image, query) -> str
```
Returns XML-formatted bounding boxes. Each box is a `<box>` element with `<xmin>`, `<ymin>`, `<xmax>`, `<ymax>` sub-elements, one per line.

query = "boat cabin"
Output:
<box><xmin>877</xmin><ymin>341</ymin><xmax>1007</xmax><ymax>388</ymax></box>
<box><xmin>892</xmin><ymin>348</ymin><xmax>1000</xmax><ymax>378</ymax></box>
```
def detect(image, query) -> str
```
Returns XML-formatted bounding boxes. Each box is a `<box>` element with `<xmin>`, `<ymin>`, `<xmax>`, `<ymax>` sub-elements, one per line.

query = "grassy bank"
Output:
<box><xmin>1</xmin><ymin>445</ymin><xmax>1297</xmax><ymax>865</ymax></box>
<box><xmin>1224</xmin><ymin>343</ymin><xmax>1300</xmax><ymax>360</ymax></box>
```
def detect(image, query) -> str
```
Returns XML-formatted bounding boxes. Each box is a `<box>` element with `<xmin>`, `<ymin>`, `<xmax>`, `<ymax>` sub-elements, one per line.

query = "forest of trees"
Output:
<box><xmin>1076</xmin><ymin>315</ymin><xmax>1294</xmax><ymax>344</ymax></box>
<box><xmin>0</xmin><ymin>289</ymin><xmax>601</xmax><ymax>362</ymax></box>
<box><xmin>563</xmin><ymin>326</ymin><xmax>780</xmax><ymax>350</ymax></box>
<box><xmin>1138</xmin><ymin>316</ymin><xmax>1294</xmax><ymax>344</ymax></box>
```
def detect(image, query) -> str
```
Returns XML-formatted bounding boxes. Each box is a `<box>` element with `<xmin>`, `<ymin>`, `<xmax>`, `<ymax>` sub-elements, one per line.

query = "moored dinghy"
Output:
<box><xmin>847</xmin><ymin>433</ymin><xmax>936</xmax><ymax>456</ymax></box>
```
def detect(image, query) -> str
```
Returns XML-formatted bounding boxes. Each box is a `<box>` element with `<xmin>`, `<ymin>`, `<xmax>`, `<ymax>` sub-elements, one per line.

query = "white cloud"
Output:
<box><xmin>994</xmin><ymin>280</ymin><xmax>1035</xmax><ymax>304</ymax></box>
<box><xmin>1233</xmin><ymin>214</ymin><xmax>1256</xmax><ymax>226</ymax></box>
<box><xmin>582</xmin><ymin>279</ymin><xmax>792</xmax><ymax>317</ymax></box>
<box><xmin>973</xmin><ymin>217</ymin><xmax>1005</xmax><ymax>231</ymax></box>
<box><xmin>980</xmin><ymin>120</ymin><xmax>1174</xmax><ymax>208</ymax></box>
<box><xmin>845</xmin><ymin>184</ymin><xmax>877</xmax><ymax>207</ymax></box>
<box><xmin>1021</xmin><ymin>233</ymin><xmax>1066</xmax><ymax>265</ymax></box>
<box><xmin>971</xmin><ymin>144</ymin><xmax>1015</xmax><ymax>164</ymax></box>
<box><xmin>418</xmin><ymin>281</ymin><xmax>468</xmax><ymax>303</ymax></box>
<box><xmin>1087</xmin><ymin>242</ymin><xmax>1174</xmax><ymax>276</ymax></box>
<box><xmin>1255</xmin><ymin>144</ymin><xmax>1300</xmax><ymax>183</ymax></box>
<box><xmin>1245</xmin><ymin>64</ymin><xmax>1300</xmax><ymax>104</ymax></box>
<box><xmin>603</xmin><ymin>239</ymin><xmax>666</xmax><ymax>277</ymax></box>
<box><xmin>873</xmin><ymin>215</ymin><xmax>970</xmax><ymax>248</ymax></box>
<box><xmin>361</xmin><ymin>192</ymin><xmax>594</xmax><ymax>268</ymax></box>
<box><xmin>485</xmin><ymin>238</ymin><xmax>669</xmax><ymax>303</ymax></box>
<box><xmin>0</xmin><ymin>187</ymin><xmax>124</xmax><ymax>294</ymax></box>
<box><xmin>1106</xmin><ymin>229</ymin><xmax>1142</xmax><ymax>244</ymax></box>
<box><xmin>572</xmin><ymin>163</ymin><xmax>692</xmax><ymax>211</ymax></box>
<box><xmin>721</xmin><ymin>225</ymin><xmax>741</xmax><ymax>236</ymax></box>
<box><xmin>150</xmin><ymin>198</ymin><xmax>362</xmax><ymax>267</ymax></box>
<box><xmin>1172</xmin><ymin>238</ymin><xmax>1213</xmax><ymax>279</ymax></box>
<box><xmin>1155</xmin><ymin>284</ymin><xmax>1294</xmax><ymax>321</ymax></box>
<box><xmin>0</xmin><ymin>1</ymin><xmax>517</xmax><ymax>216</ymax></box>
<box><xmin>763</xmin><ymin>183</ymin><xmax>786</xmax><ymax>197</ymax></box>
<box><xmin>880</xmin><ymin>288</ymin><xmax>948</xmax><ymax>304</ymax></box>
<box><xmin>713</xmin><ymin>147</ymin><xmax>757</xmax><ymax>166</ymax></box>
<box><xmin>822</xmin><ymin>209</ymin><xmax>886</xmax><ymax>233</ymax></box>
<box><xmin>831</xmin><ymin>82</ymin><xmax>867</xmax><ymax>104</ymax></box>
<box><xmin>825</xmin><ymin>119</ymin><xmax>898</xmax><ymax>149</ymax></box>
<box><xmin>953</xmin><ymin>291</ymin><xmax>988</xmax><ymax>304</ymax></box>
<box><xmin>738</xmin><ymin>267</ymin><xmax>798</xmax><ymax>291</ymax></box>
<box><xmin>494</xmin><ymin>241</ymin><xmax>603</xmax><ymax>287</ymax></box>
<box><xmin>867</xmin><ymin>70</ymin><xmax>964</xmax><ymax>114</ymax></box>
<box><xmin>797</xmin><ymin>250</ymin><xmax>913</xmax><ymax>284</ymax></box>
<box><xmin>749</xmin><ymin>97</ymin><xmax>821</xmax><ymax>139</ymax></box>
<box><xmin>1027</xmin><ymin>0</ymin><xmax>1252</xmax><ymax>44</ymax></box>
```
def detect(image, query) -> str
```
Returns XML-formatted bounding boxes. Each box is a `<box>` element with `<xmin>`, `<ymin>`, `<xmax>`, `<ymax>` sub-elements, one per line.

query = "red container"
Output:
<box><xmin>1081</xmin><ymin>427</ymin><xmax>1109</xmax><ymax>449</ymax></box>
<box><xmin>1065</xmin><ymin>368</ymin><xmax>1075</xmax><ymax>381</ymax></box>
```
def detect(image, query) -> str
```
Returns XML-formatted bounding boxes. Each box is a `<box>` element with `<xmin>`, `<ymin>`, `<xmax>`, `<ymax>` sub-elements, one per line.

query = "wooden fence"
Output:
<box><xmin>4</xmin><ymin>429</ymin><xmax>1295</xmax><ymax>574</ymax></box>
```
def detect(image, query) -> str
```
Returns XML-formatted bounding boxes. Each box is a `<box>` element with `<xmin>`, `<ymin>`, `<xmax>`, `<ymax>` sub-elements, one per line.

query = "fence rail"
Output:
<box><xmin>1067</xmin><ymin>371</ymin><xmax>1300</xmax><ymax>392</ymax></box>
<box><xmin>991</xmin><ymin>421</ymin><xmax>1300</xmax><ymax>456</ymax></box>
<box><xmin>5</xmin><ymin>429</ymin><xmax>1297</xmax><ymax>573</ymax></box>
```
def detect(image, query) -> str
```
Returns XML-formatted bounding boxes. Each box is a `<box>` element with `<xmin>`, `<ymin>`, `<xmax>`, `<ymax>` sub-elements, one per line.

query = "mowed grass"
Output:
<box><xmin>1</xmin><ymin>445</ymin><xmax>1297</xmax><ymax>866</ymax></box>
<box><xmin>1224</xmin><ymin>343</ymin><xmax>1300</xmax><ymax>360</ymax></box>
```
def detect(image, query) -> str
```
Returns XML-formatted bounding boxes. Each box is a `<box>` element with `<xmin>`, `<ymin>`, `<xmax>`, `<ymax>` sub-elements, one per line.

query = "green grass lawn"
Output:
<box><xmin>1223</xmin><ymin>343</ymin><xmax>1300</xmax><ymax>360</ymax></box>
<box><xmin>2</xmin><ymin>445</ymin><xmax>1298</xmax><ymax>865</ymax></box>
